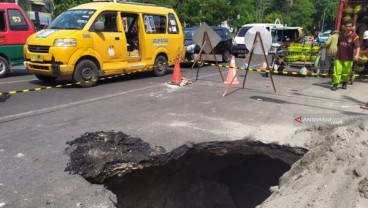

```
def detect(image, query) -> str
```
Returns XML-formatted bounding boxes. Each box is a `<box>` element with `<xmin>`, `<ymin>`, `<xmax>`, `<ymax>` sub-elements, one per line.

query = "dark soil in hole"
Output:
<box><xmin>65</xmin><ymin>131</ymin><xmax>307</xmax><ymax>208</ymax></box>
<box><xmin>105</xmin><ymin>153</ymin><xmax>290</xmax><ymax>208</ymax></box>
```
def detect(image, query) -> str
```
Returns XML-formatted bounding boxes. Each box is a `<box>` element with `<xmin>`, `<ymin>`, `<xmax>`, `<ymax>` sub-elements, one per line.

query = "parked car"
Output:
<box><xmin>319</xmin><ymin>32</ymin><xmax>330</xmax><ymax>44</ymax></box>
<box><xmin>184</xmin><ymin>26</ymin><xmax>233</xmax><ymax>64</ymax></box>
<box><xmin>0</xmin><ymin>3</ymin><xmax>35</xmax><ymax>77</ymax></box>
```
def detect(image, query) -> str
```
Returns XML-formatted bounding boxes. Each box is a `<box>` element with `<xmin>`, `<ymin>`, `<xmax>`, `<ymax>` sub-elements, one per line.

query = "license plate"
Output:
<box><xmin>31</xmin><ymin>55</ymin><xmax>44</xmax><ymax>62</ymax></box>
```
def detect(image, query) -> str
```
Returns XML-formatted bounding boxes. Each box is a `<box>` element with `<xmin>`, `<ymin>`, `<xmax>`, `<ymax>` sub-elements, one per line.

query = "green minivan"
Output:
<box><xmin>0</xmin><ymin>3</ymin><xmax>35</xmax><ymax>77</ymax></box>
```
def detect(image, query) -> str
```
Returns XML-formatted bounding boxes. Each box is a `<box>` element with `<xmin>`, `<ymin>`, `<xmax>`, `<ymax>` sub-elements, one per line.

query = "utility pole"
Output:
<box><xmin>321</xmin><ymin>2</ymin><xmax>338</xmax><ymax>32</ymax></box>
<box><xmin>256</xmin><ymin>0</ymin><xmax>263</xmax><ymax>22</ymax></box>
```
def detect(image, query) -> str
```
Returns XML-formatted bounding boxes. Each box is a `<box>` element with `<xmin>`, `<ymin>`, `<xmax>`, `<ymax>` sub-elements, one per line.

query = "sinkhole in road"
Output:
<box><xmin>65</xmin><ymin>131</ymin><xmax>307</xmax><ymax>208</ymax></box>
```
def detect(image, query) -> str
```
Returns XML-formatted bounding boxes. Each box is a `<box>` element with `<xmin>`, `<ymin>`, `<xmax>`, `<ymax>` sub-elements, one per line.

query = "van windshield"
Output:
<box><xmin>237</xmin><ymin>26</ymin><xmax>251</xmax><ymax>37</ymax></box>
<box><xmin>238</xmin><ymin>26</ymin><xmax>272</xmax><ymax>37</ymax></box>
<box><xmin>49</xmin><ymin>9</ymin><xmax>95</xmax><ymax>30</ymax></box>
<box><xmin>184</xmin><ymin>28</ymin><xmax>196</xmax><ymax>40</ymax></box>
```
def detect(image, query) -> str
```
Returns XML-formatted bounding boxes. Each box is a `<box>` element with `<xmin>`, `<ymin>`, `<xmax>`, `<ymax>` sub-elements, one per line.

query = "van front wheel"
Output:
<box><xmin>153</xmin><ymin>55</ymin><xmax>168</xmax><ymax>76</ymax></box>
<box><xmin>73</xmin><ymin>60</ymin><xmax>99</xmax><ymax>87</ymax></box>
<box><xmin>0</xmin><ymin>56</ymin><xmax>10</xmax><ymax>78</ymax></box>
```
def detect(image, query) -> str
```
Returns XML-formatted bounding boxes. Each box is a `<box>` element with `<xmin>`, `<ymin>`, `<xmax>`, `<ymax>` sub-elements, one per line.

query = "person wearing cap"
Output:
<box><xmin>323</xmin><ymin>30</ymin><xmax>339</xmax><ymax>75</ymax></box>
<box><xmin>361</xmin><ymin>30</ymin><xmax>368</xmax><ymax>52</ymax></box>
<box><xmin>359</xmin><ymin>31</ymin><xmax>368</xmax><ymax>110</ymax></box>
<box><xmin>332</xmin><ymin>20</ymin><xmax>360</xmax><ymax>91</ymax></box>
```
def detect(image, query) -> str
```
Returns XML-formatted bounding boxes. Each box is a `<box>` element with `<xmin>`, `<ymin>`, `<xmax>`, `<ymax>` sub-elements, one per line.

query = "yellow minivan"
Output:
<box><xmin>24</xmin><ymin>2</ymin><xmax>184</xmax><ymax>87</ymax></box>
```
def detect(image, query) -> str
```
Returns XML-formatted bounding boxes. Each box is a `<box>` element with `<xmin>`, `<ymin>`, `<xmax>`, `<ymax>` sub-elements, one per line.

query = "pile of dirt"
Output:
<box><xmin>260</xmin><ymin>117</ymin><xmax>368</xmax><ymax>208</ymax></box>
<box><xmin>64</xmin><ymin>131</ymin><xmax>166</xmax><ymax>183</ymax></box>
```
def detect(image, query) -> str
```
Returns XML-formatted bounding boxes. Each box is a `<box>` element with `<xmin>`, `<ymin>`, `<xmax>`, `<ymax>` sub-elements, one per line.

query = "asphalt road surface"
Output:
<box><xmin>1</xmin><ymin>58</ymin><xmax>368</xmax><ymax>208</ymax></box>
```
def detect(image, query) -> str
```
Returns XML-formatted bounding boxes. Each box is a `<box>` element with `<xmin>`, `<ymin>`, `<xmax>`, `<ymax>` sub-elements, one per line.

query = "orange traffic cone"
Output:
<box><xmin>224</xmin><ymin>56</ymin><xmax>239</xmax><ymax>85</ymax></box>
<box><xmin>171</xmin><ymin>59</ymin><xmax>182</xmax><ymax>85</ymax></box>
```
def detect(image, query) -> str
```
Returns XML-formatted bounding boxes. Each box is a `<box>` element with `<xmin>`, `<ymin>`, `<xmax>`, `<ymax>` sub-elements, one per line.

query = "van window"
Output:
<box><xmin>121</xmin><ymin>13</ymin><xmax>139</xmax><ymax>52</ymax></box>
<box><xmin>143</xmin><ymin>15</ymin><xmax>166</xmax><ymax>34</ymax></box>
<box><xmin>0</xmin><ymin>11</ymin><xmax>5</xmax><ymax>31</ymax></box>
<box><xmin>8</xmin><ymin>9</ymin><xmax>28</xmax><ymax>31</ymax></box>
<box><xmin>168</xmin><ymin>13</ymin><xmax>178</xmax><ymax>34</ymax></box>
<box><xmin>95</xmin><ymin>11</ymin><xmax>118</xmax><ymax>32</ymax></box>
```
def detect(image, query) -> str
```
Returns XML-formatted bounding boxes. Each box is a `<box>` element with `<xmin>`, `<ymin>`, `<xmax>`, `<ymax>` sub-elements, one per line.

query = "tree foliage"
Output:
<box><xmin>0</xmin><ymin>0</ymin><xmax>30</xmax><ymax>12</ymax></box>
<box><xmin>53</xmin><ymin>0</ymin><xmax>90</xmax><ymax>17</ymax></box>
<box><xmin>50</xmin><ymin>0</ymin><xmax>340</xmax><ymax>35</ymax></box>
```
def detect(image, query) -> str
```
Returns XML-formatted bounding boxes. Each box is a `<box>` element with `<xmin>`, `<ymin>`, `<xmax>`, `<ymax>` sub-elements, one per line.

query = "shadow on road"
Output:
<box><xmin>0</xmin><ymin>94</ymin><xmax>11</xmax><ymax>102</ymax></box>
<box><xmin>249</xmin><ymin>95</ymin><xmax>367</xmax><ymax>115</ymax></box>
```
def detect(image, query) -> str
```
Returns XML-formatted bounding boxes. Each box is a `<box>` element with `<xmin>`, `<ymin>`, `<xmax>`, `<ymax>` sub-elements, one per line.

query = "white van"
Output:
<box><xmin>232</xmin><ymin>23</ymin><xmax>285</xmax><ymax>56</ymax></box>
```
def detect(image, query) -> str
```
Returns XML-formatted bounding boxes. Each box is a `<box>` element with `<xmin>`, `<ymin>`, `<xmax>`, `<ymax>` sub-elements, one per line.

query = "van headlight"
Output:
<box><xmin>186</xmin><ymin>44</ymin><xmax>196</xmax><ymax>53</ymax></box>
<box><xmin>53</xmin><ymin>38</ymin><xmax>77</xmax><ymax>47</ymax></box>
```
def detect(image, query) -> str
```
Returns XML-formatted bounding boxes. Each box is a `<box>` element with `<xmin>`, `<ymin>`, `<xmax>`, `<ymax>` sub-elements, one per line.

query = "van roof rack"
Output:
<box><xmin>92</xmin><ymin>0</ymin><xmax>172</xmax><ymax>9</ymax></box>
<box><xmin>121</xmin><ymin>1</ymin><xmax>172</xmax><ymax>8</ymax></box>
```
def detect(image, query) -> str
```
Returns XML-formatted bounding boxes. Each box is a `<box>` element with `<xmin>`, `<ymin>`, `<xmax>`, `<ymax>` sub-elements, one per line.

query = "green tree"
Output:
<box><xmin>311</xmin><ymin>0</ymin><xmax>338</xmax><ymax>32</ymax></box>
<box><xmin>44</xmin><ymin>0</ymin><xmax>55</xmax><ymax>18</ymax></box>
<box><xmin>226</xmin><ymin>0</ymin><xmax>256</xmax><ymax>33</ymax></box>
<box><xmin>0</xmin><ymin>0</ymin><xmax>31</xmax><ymax>12</ymax></box>
<box><xmin>289</xmin><ymin>0</ymin><xmax>315</xmax><ymax>33</ymax></box>
<box><xmin>53</xmin><ymin>0</ymin><xmax>90</xmax><ymax>17</ymax></box>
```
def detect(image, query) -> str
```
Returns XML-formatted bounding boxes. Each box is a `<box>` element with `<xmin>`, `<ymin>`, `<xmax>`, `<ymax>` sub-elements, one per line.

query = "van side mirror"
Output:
<box><xmin>94</xmin><ymin>21</ymin><xmax>104</xmax><ymax>32</ymax></box>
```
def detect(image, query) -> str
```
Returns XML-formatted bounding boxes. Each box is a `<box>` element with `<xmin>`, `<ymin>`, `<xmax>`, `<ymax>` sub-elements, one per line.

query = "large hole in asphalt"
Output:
<box><xmin>106</xmin><ymin>153</ymin><xmax>291</xmax><ymax>208</ymax></box>
<box><xmin>65</xmin><ymin>131</ymin><xmax>307</xmax><ymax>208</ymax></box>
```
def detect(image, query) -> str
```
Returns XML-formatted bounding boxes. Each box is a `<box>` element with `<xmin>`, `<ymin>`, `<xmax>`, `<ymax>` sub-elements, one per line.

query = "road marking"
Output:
<box><xmin>0</xmin><ymin>64</ymin><xmax>260</xmax><ymax>123</ymax></box>
<box><xmin>0</xmin><ymin>85</ymin><xmax>159</xmax><ymax>123</ymax></box>
<box><xmin>0</xmin><ymin>78</ymin><xmax>37</xmax><ymax>85</ymax></box>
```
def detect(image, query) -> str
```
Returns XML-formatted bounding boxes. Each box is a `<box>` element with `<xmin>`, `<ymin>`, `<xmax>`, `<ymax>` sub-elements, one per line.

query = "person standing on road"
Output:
<box><xmin>323</xmin><ymin>30</ymin><xmax>339</xmax><ymax>75</ymax></box>
<box><xmin>357</xmin><ymin>31</ymin><xmax>368</xmax><ymax>110</ymax></box>
<box><xmin>332</xmin><ymin>20</ymin><xmax>360</xmax><ymax>91</ymax></box>
<box><xmin>360</xmin><ymin>30</ymin><xmax>368</xmax><ymax>52</ymax></box>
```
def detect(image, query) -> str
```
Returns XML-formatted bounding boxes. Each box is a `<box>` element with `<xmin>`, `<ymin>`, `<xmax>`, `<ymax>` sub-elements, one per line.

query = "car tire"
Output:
<box><xmin>0</xmin><ymin>56</ymin><xmax>10</xmax><ymax>78</ymax></box>
<box><xmin>73</xmin><ymin>59</ymin><xmax>99</xmax><ymax>87</ymax></box>
<box><xmin>222</xmin><ymin>50</ymin><xmax>231</xmax><ymax>63</ymax></box>
<box><xmin>35</xmin><ymin>74</ymin><xmax>57</xmax><ymax>84</ymax></box>
<box><xmin>153</xmin><ymin>55</ymin><xmax>168</xmax><ymax>76</ymax></box>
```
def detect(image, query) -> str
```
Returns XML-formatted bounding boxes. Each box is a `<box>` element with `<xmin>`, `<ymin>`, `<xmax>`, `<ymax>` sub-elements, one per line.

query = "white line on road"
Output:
<box><xmin>0</xmin><ymin>64</ymin><xmax>260</xmax><ymax>123</ymax></box>
<box><xmin>0</xmin><ymin>78</ymin><xmax>37</xmax><ymax>85</ymax></box>
<box><xmin>0</xmin><ymin>85</ymin><xmax>159</xmax><ymax>123</ymax></box>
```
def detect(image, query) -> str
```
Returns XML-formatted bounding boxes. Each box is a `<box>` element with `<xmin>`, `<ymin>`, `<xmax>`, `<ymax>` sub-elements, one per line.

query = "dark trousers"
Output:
<box><xmin>325</xmin><ymin>55</ymin><xmax>335</xmax><ymax>75</ymax></box>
